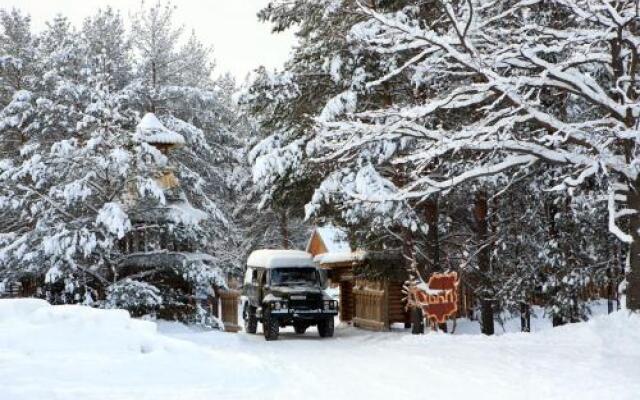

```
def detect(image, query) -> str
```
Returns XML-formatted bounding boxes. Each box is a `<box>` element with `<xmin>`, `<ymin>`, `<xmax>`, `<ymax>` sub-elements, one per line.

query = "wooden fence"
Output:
<box><xmin>218</xmin><ymin>289</ymin><xmax>240</xmax><ymax>332</ymax></box>
<box><xmin>353</xmin><ymin>279</ymin><xmax>390</xmax><ymax>331</ymax></box>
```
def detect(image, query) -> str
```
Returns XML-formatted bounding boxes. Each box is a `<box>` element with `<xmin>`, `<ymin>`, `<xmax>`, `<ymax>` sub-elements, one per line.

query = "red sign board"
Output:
<box><xmin>408</xmin><ymin>272</ymin><xmax>459</xmax><ymax>324</ymax></box>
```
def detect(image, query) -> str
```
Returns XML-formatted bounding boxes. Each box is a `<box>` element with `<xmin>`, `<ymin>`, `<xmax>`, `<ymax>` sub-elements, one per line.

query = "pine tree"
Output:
<box><xmin>81</xmin><ymin>6</ymin><xmax>131</xmax><ymax>90</ymax></box>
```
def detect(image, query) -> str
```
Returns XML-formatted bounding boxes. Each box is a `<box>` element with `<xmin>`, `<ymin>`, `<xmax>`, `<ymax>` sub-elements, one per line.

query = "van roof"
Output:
<box><xmin>247</xmin><ymin>249</ymin><xmax>315</xmax><ymax>269</ymax></box>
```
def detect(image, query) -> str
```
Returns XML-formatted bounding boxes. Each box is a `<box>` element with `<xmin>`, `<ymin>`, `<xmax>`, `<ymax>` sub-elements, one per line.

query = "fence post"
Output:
<box><xmin>219</xmin><ymin>289</ymin><xmax>240</xmax><ymax>332</ymax></box>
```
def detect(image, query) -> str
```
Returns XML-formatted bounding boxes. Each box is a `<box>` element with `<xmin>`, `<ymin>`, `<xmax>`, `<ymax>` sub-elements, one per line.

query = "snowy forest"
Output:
<box><xmin>1</xmin><ymin>0</ymin><xmax>640</xmax><ymax>329</ymax></box>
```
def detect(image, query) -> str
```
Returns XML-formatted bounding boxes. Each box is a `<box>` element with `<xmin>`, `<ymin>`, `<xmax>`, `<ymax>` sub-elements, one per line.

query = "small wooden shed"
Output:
<box><xmin>316</xmin><ymin>250</ymin><xmax>411</xmax><ymax>331</ymax></box>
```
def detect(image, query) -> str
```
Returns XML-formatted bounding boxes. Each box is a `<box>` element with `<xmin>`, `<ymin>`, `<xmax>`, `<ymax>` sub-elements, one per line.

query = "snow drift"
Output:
<box><xmin>0</xmin><ymin>299</ymin><xmax>273</xmax><ymax>400</ymax></box>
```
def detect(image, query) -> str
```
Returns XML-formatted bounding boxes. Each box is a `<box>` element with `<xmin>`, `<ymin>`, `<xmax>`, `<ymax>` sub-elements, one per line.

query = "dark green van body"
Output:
<box><xmin>242</xmin><ymin>250</ymin><xmax>337</xmax><ymax>341</ymax></box>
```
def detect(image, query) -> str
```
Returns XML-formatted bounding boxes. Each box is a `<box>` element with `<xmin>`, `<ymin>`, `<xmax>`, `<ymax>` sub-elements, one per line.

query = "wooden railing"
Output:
<box><xmin>218</xmin><ymin>289</ymin><xmax>241</xmax><ymax>332</ymax></box>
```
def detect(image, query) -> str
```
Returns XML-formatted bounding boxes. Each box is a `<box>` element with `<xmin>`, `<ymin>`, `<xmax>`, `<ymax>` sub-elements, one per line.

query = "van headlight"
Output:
<box><xmin>324</xmin><ymin>300</ymin><xmax>337</xmax><ymax>310</ymax></box>
<box><xmin>272</xmin><ymin>301</ymin><xmax>287</xmax><ymax>310</ymax></box>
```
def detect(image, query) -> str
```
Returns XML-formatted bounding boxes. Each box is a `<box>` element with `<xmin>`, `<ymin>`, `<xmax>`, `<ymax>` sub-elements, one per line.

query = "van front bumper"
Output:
<box><xmin>270</xmin><ymin>309</ymin><xmax>338</xmax><ymax>319</ymax></box>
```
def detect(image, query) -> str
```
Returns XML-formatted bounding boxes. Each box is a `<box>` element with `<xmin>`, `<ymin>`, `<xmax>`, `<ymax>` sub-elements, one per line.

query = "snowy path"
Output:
<box><xmin>1</xmin><ymin>299</ymin><xmax>639</xmax><ymax>400</ymax></box>
<box><xmin>162</xmin><ymin>320</ymin><xmax>639</xmax><ymax>400</ymax></box>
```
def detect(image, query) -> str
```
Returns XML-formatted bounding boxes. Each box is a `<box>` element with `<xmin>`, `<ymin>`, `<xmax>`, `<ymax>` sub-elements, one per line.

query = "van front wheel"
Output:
<box><xmin>263</xmin><ymin>312</ymin><xmax>279</xmax><ymax>341</ymax></box>
<box><xmin>318</xmin><ymin>317</ymin><xmax>334</xmax><ymax>338</ymax></box>
<box><xmin>244</xmin><ymin>305</ymin><xmax>257</xmax><ymax>334</ymax></box>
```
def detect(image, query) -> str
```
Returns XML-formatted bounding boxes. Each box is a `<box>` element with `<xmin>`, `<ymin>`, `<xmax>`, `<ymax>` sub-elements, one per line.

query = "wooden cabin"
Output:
<box><xmin>316</xmin><ymin>250</ymin><xmax>411</xmax><ymax>331</ymax></box>
<box><xmin>306</xmin><ymin>225</ymin><xmax>351</xmax><ymax>256</ymax></box>
<box><xmin>308</xmin><ymin>227</ymin><xmax>411</xmax><ymax>331</ymax></box>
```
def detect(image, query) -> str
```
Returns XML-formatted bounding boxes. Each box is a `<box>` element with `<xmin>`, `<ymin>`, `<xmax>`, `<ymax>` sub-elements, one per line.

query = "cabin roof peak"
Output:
<box><xmin>135</xmin><ymin>113</ymin><xmax>186</xmax><ymax>146</ymax></box>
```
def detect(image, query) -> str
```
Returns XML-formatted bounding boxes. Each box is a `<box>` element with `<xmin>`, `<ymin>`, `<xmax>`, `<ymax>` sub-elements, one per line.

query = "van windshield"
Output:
<box><xmin>270</xmin><ymin>267</ymin><xmax>319</xmax><ymax>287</ymax></box>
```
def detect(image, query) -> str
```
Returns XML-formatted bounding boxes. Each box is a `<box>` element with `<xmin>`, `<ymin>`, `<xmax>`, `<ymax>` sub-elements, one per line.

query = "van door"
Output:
<box><xmin>243</xmin><ymin>267</ymin><xmax>253</xmax><ymax>297</ymax></box>
<box><xmin>244</xmin><ymin>267</ymin><xmax>259</xmax><ymax>306</ymax></box>
<box><xmin>257</xmin><ymin>269</ymin><xmax>267</xmax><ymax>303</ymax></box>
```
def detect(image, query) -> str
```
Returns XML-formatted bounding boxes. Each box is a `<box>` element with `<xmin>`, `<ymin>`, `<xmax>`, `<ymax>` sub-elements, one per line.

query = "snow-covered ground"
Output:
<box><xmin>1</xmin><ymin>299</ymin><xmax>638</xmax><ymax>400</ymax></box>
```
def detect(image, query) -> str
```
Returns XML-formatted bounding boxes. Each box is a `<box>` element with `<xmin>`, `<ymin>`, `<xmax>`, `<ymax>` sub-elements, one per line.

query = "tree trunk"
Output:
<box><xmin>607</xmin><ymin>267</ymin><xmax>615</xmax><ymax>314</ymax></box>
<box><xmin>520</xmin><ymin>302</ymin><xmax>530</xmax><ymax>333</ymax></box>
<box><xmin>626</xmin><ymin>179</ymin><xmax>640</xmax><ymax>311</ymax></box>
<box><xmin>424</xmin><ymin>197</ymin><xmax>440</xmax><ymax>276</ymax></box>
<box><xmin>411</xmin><ymin>307</ymin><xmax>424</xmax><ymax>334</ymax></box>
<box><xmin>403</xmin><ymin>226</ymin><xmax>426</xmax><ymax>335</ymax></box>
<box><xmin>474</xmin><ymin>190</ymin><xmax>494</xmax><ymax>335</ymax></box>
<box><xmin>423</xmin><ymin>197</ymin><xmax>449</xmax><ymax>331</ymax></box>
<box><xmin>401</xmin><ymin>226</ymin><xmax>415</xmax><ymax>272</ymax></box>
<box><xmin>279</xmin><ymin>210</ymin><xmax>290</xmax><ymax>249</ymax></box>
<box><xmin>552</xmin><ymin>315</ymin><xmax>565</xmax><ymax>327</ymax></box>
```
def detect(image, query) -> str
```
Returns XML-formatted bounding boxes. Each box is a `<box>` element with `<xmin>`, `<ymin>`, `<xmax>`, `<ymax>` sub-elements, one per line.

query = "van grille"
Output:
<box><xmin>289</xmin><ymin>294</ymin><xmax>322</xmax><ymax>310</ymax></box>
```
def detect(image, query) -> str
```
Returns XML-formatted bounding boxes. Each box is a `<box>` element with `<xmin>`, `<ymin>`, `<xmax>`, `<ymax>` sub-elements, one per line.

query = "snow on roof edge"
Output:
<box><xmin>315</xmin><ymin>250</ymin><xmax>366</xmax><ymax>265</ymax></box>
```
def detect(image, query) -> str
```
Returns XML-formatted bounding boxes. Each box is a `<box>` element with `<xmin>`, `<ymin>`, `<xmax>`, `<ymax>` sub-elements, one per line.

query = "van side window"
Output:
<box><xmin>252</xmin><ymin>268</ymin><xmax>258</xmax><ymax>283</ymax></box>
<box><xmin>260</xmin><ymin>271</ymin><xmax>267</xmax><ymax>286</ymax></box>
<box><xmin>256</xmin><ymin>270</ymin><xmax>266</xmax><ymax>286</ymax></box>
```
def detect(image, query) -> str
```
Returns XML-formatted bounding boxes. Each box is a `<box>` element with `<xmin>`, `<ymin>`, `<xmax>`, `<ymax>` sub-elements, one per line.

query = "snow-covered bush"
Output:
<box><xmin>104</xmin><ymin>279</ymin><xmax>162</xmax><ymax>316</ymax></box>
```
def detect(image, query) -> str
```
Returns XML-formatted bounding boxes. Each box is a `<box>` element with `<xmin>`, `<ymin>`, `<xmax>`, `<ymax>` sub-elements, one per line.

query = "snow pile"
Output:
<box><xmin>0</xmin><ymin>299</ymin><xmax>159</xmax><ymax>354</ymax></box>
<box><xmin>0</xmin><ymin>299</ymin><xmax>273</xmax><ymax>400</ymax></box>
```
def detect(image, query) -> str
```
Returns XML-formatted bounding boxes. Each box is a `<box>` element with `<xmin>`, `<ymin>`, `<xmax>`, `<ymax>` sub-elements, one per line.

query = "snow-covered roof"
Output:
<box><xmin>307</xmin><ymin>225</ymin><xmax>351</xmax><ymax>254</ymax></box>
<box><xmin>135</xmin><ymin>113</ymin><xmax>185</xmax><ymax>146</ymax></box>
<box><xmin>247</xmin><ymin>250</ymin><xmax>315</xmax><ymax>269</ymax></box>
<box><xmin>314</xmin><ymin>250</ymin><xmax>365</xmax><ymax>265</ymax></box>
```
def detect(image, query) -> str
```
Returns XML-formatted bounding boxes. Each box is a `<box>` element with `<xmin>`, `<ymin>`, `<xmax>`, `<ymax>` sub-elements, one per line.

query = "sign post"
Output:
<box><xmin>407</xmin><ymin>272</ymin><xmax>459</xmax><ymax>326</ymax></box>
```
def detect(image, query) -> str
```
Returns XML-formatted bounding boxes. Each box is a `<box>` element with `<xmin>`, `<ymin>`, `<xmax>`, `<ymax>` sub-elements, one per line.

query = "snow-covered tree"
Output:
<box><xmin>300</xmin><ymin>1</ymin><xmax>640</xmax><ymax>311</ymax></box>
<box><xmin>0</xmin><ymin>4</ymin><xmax>250</xmax><ymax>318</ymax></box>
<box><xmin>244</xmin><ymin>0</ymin><xmax>420</xmax><ymax>253</ymax></box>
<box><xmin>0</xmin><ymin>9</ymin><xmax>35</xmax><ymax>106</ymax></box>
<box><xmin>81</xmin><ymin>6</ymin><xmax>131</xmax><ymax>90</ymax></box>
<box><xmin>247</xmin><ymin>0</ymin><xmax>629</xmax><ymax>332</ymax></box>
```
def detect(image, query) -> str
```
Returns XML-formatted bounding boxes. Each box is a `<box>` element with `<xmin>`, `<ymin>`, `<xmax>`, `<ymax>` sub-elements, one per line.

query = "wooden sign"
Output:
<box><xmin>407</xmin><ymin>272</ymin><xmax>459</xmax><ymax>324</ymax></box>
